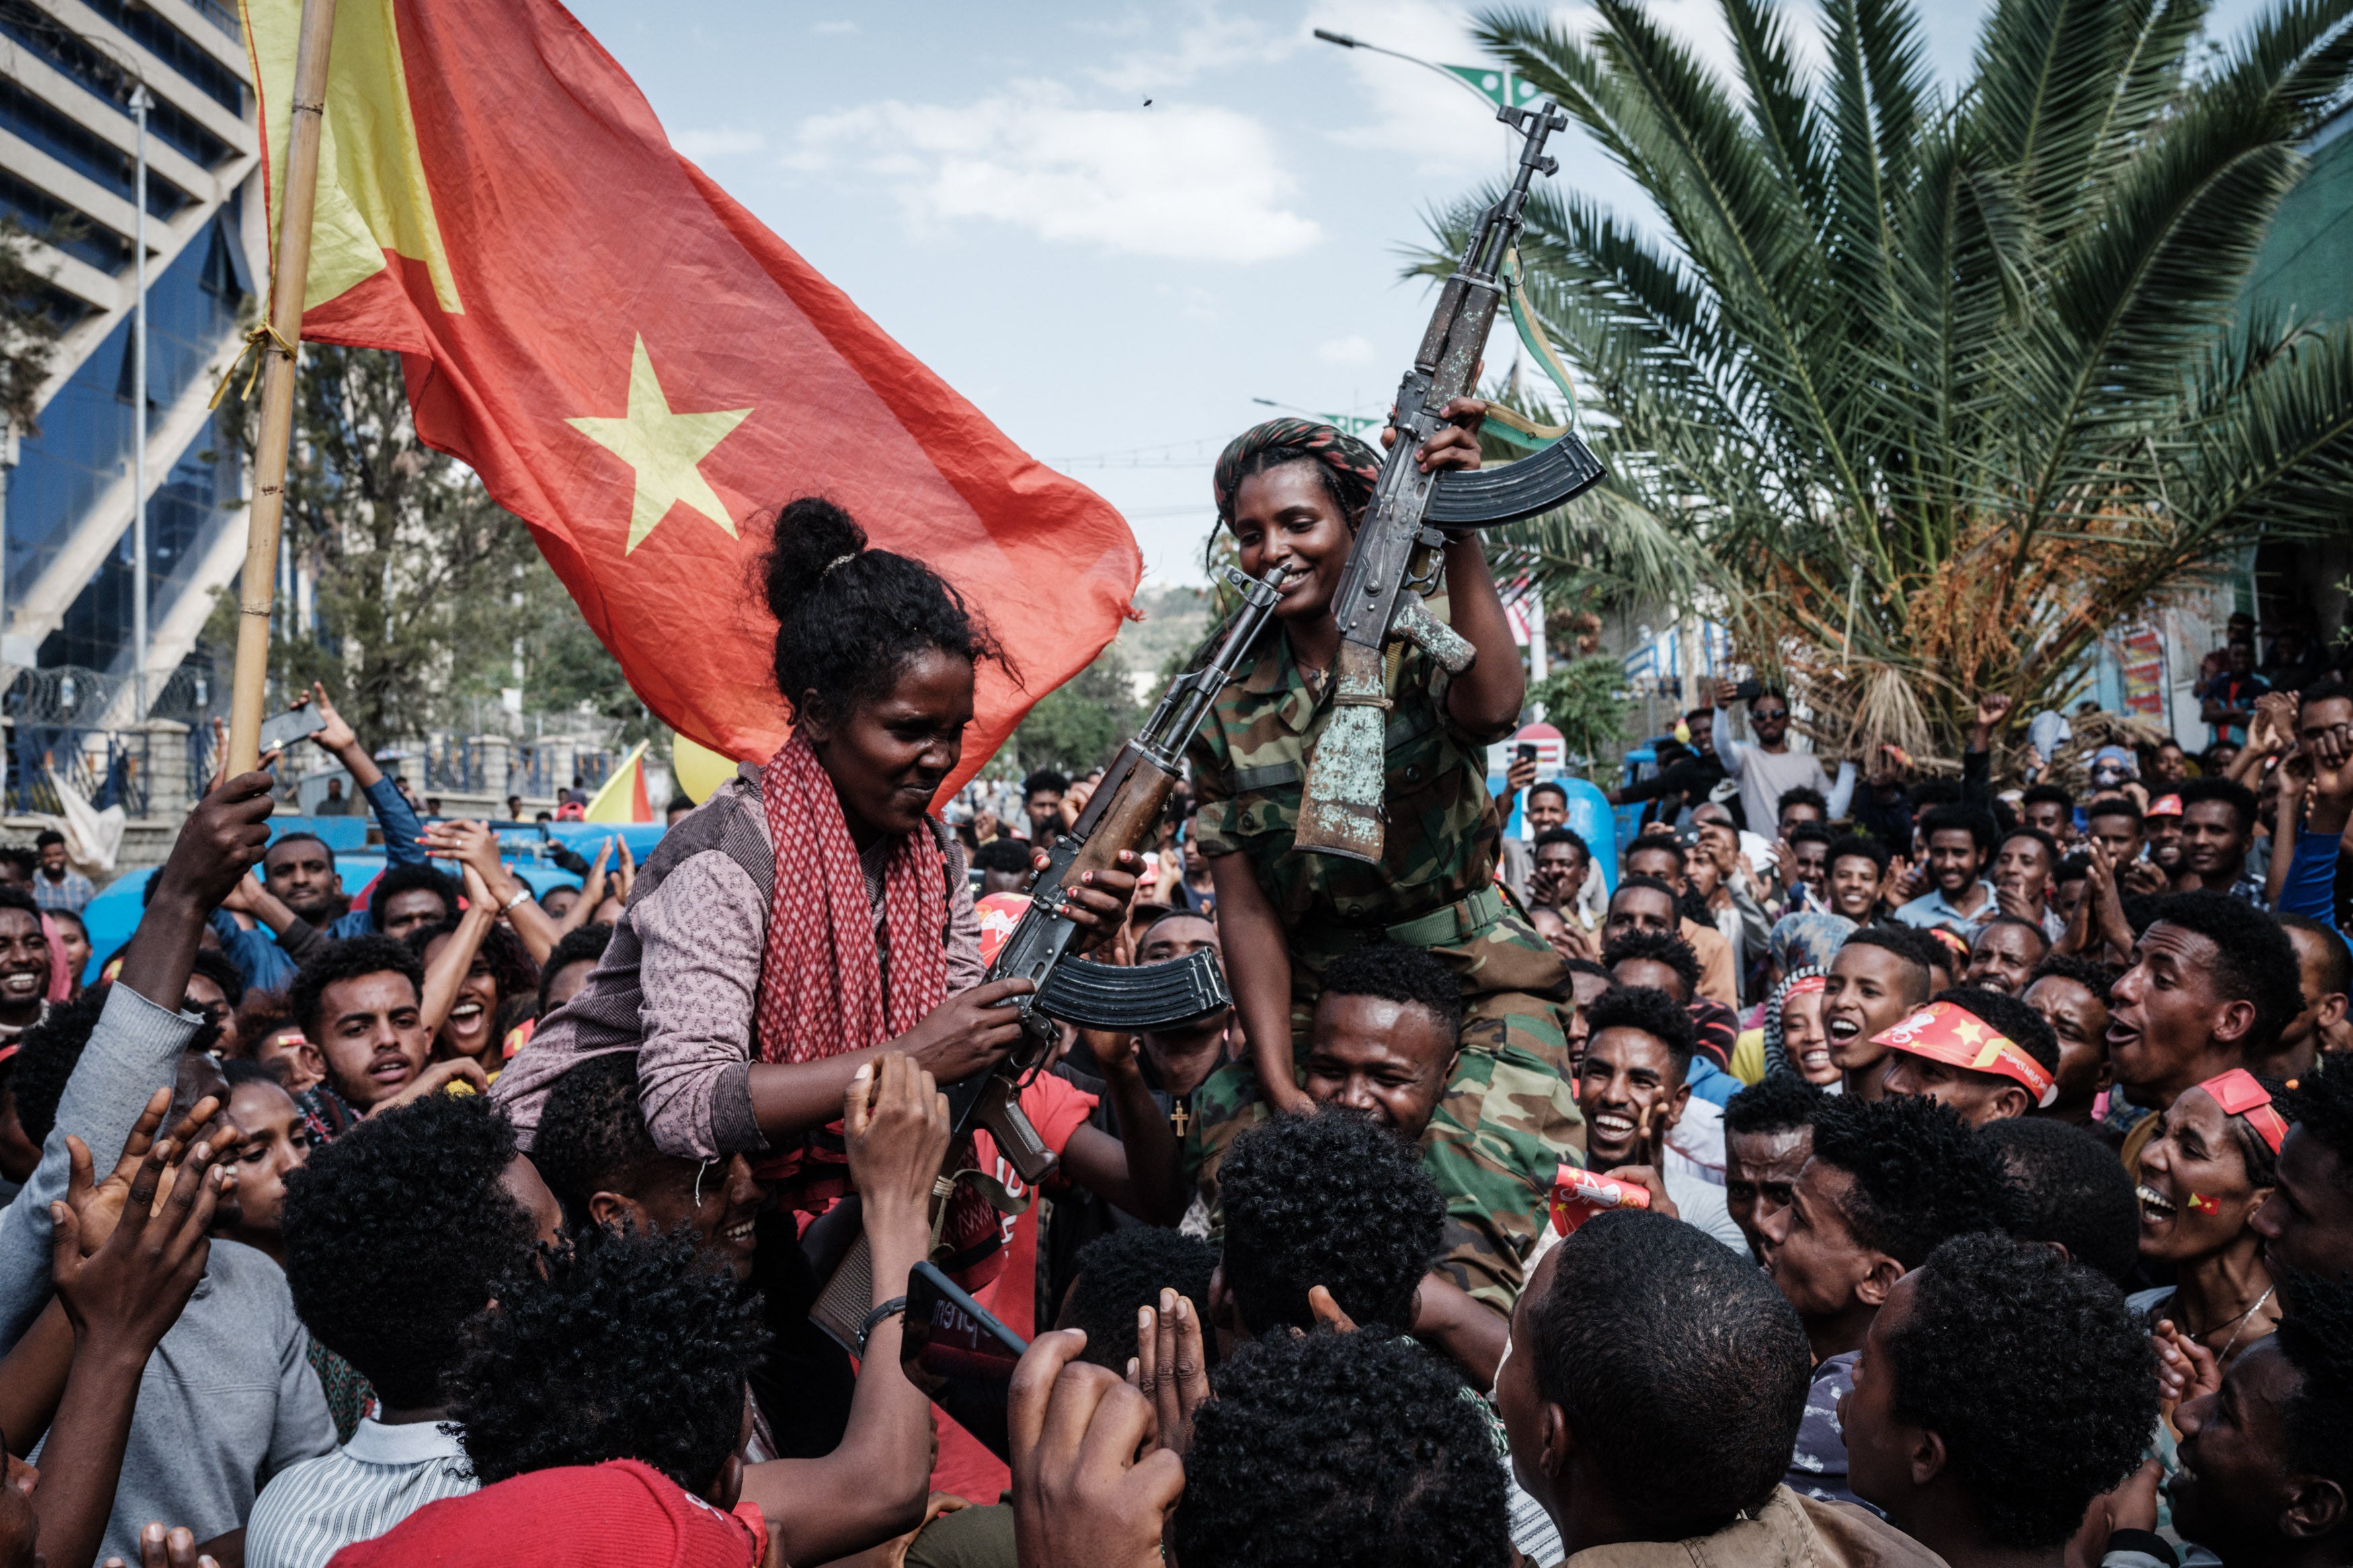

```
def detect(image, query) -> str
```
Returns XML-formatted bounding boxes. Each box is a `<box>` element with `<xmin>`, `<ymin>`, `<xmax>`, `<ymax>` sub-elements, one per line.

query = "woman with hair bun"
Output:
<box><xmin>494</xmin><ymin>497</ymin><xmax>1138</xmax><ymax>1207</ymax></box>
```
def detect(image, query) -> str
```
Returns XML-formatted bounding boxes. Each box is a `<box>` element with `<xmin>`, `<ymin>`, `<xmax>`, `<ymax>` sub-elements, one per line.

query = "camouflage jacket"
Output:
<box><xmin>1186</xmin><ymin>618</ymin><xmax>1511</xmax><ymax>938</ymax></box>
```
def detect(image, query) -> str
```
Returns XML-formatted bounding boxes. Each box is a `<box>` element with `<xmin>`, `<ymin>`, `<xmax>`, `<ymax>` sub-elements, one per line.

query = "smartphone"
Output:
<box><xmin>900</xmin><ymin>1260</ymin><xmax>1028</xmax><ymax>1462</ymax></box>
<box><xmin>1515</xmin><ymin>743</ymin><xmax>1539</xmax><ymax>764</ymax></box>
<box><xmin>257</xmin><ymin>706</ymin><xmax>326</xmax><ymax>753</ymax></box>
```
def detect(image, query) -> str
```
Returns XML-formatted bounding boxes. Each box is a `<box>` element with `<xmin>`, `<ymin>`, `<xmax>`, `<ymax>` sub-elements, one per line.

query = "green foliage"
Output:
<box><xmin>0</xmin><ymin>218</ymin><xmax>61</xmax><ymax>436</ymax></box>
<box><xmin>1441</xmin><ymin>0</ymin><xmax>2353</xmax><ymax>759</ymax></box>
<box><xmin>208</xmin><ymin>345</ymin><xmax>636</xmax><ymax>747</ymax></box>
<box><xmin>1011</xmin><ymin>641</ymin><xmax>1142</xmax><ymax>776</ymax></box>
<box><xmin>1528</xmin><ymin>655</ymin><xmax>1632</xmax><ymax>771</ymax></box>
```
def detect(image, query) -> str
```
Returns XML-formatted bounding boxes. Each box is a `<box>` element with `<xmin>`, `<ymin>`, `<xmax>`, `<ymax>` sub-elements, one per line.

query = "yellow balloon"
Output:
<box><xmin>672</xmin><ymin>733</ymin><xmax>740</xmax><ymax>806</ymax></box>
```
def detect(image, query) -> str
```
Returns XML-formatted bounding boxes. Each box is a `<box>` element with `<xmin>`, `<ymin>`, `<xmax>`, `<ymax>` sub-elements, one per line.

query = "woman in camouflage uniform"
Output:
<box><xmin>1181</xmin><ymin>414</ymin><xmax>1583</xmax><ymax>1316</ymax></box>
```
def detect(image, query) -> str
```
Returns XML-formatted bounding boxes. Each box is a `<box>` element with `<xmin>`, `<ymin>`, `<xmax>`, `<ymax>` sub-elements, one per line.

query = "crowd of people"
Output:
<box><xmin>0</xmin><ymin>416</ymin><xmax>2347</xmax><ymax>1568</ymax></box>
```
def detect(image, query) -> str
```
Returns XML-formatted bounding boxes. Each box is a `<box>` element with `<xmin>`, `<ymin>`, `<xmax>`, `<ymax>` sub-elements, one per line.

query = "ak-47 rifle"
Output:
<box><xmin>945</xmin><ymin>559</ymin><xmax>1294</xmax><ymax>1184</ymax></box>
<box><xmin>809</xmin><ymin>563</ymin><xmax>1288</xmax><ymax>1349</ymax></box>
<box><xmin>1293</xmin><ymin>99</ymin><xmax>1605</xmax><ymax>864</ymax></box>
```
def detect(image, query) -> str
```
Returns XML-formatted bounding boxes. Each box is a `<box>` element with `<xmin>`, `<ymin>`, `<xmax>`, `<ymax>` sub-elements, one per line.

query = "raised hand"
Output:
<box><xmin>1010</xmin><ymin>1331</ymin><xmax>1185</xmax><ymax>1568</ymax></box>
<box><xmin>151</xmin><ymin>773</ymin><xmax>276</xmax><ymax>914</ymax></box>
<box><xmin>303</xmin><ymin>682</ymin><xmax>358</xmax><ymax>757</ymax></box>
<box><xmin>1381</xmin><ymin>395</ymin><xmax>1487</xmax><ymax>473</ymax></box>
<box><xmin>51</xmin><ymin>1122</ymin><xmax>235</xmax><ymax>1354</ymax></box>
<box><xmin>2151</xmin><ymin>1319</ymin><xmax>2220</xmax><ymax>1415</ymax></box>
<box><xmin>2248</xmin><ymin>690</ymin><xmax>2299</xmax><ymax>757</ymax></box>
<box><xmin>1973</xmin><ymin>693</ymin><xmax>2013</xmax><ymax>736</ymax></box>
<box><xmin>419</xmin><ymin>818</ymin><xmax>508</xmax><ymax>886</ymax></box>
<box><xmin>612</xmin><ymin>835</ymin><xmax>637</xmax><ymax>905</ymax></box>
<box><xmin>1133</xmin><ymin>1288</ymin><xmax>1213</xmax><ymax>1457</ymax></box>
<box><xmin>843</xmin><ymin>1054</ymin><xmax>950</xmax><ymax>1237</ymax></box>
<box><xmin>62</xmin><ymin>1090</ymin><xmax>217</xmax><ymax>1260</ymax></box>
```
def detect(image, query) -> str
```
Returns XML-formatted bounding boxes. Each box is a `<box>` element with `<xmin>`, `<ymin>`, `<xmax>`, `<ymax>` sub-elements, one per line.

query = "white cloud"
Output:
<box><xmin>1317</xmin><ymin>333</ymin><xmax>1375</xmax><ymax>364</ymax></box>
<box><xmin>1088</xmin><ymin>5</ymin><xmax>1293</xmax><ymax>93</ymax></box>
<box><xmin>672</xmin><ymin>128</ymin><xmax>766</xmax><ymax>158</ymax></box>
<box><xmin>791</xmin><ymin>81</ymin><xmax>1320</xmax><ymax>263</ymax></box>
<box><xmin>812</xmin><ymin>19</ymin><xmax>856</xmax><ymax>35</ymax></box>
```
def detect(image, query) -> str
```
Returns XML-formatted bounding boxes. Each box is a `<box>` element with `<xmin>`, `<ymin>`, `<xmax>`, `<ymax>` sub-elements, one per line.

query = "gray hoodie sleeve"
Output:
<box><xmin>0</xmin><ymin>985</ymin><xmax>200</xmax><ymax>1352</ymax></box>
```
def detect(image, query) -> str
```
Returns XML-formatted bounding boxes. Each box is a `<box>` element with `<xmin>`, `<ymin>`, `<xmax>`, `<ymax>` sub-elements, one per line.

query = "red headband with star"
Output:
<box><xmin>1871</xmin><ymin>1000</ymin><xmax>2057</xmax><ymax>1108</ymax></box>
<box><xmin>2199</xmin><ymin>1069</ymin><xmax>2288</xmax><ymax>1154</ymax></box>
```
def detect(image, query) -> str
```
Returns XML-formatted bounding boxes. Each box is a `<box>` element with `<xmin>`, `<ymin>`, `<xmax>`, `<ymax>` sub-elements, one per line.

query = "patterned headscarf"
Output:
<box><xmin>1212</xmin><ymin>417</ymin><xmax>1383</xmax><ymax>523</ymax></box>
<box><xmin>1762</xmin><ymin>965</ymin><xmax>1829</xmax><ymax>1079</ymax></box>
<box><xmin>1769</xmin><ymin>910</ymin><xmax>1856</xmax><ymax>974</ymax></box>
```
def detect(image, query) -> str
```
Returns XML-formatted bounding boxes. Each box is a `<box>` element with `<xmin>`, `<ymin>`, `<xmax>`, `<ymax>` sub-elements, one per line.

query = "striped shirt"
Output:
<box><xmin>244</xmin><ymin>1417</ymin><xmax>477</xmax><ymax>1568</ymax></box>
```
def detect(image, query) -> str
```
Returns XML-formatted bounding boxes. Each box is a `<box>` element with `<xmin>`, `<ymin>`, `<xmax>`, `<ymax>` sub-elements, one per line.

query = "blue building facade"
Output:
<box><xmin>1</xmin><ymin>0</ymin><xmax>262</xmax><ymax>721</ymax></box>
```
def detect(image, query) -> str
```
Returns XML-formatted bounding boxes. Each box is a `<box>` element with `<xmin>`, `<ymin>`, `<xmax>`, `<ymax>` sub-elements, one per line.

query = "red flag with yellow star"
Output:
<box><xmin>240</xmin><ymin>0</ymin><xmax>1140</xmax><ymax>792</ymax></box>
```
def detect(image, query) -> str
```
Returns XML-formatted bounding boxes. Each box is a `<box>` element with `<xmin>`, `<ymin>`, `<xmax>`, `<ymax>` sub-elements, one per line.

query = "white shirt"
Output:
<box><xmin>244</xmin><ymin>1416</ymin><xmax>477</xmax><ymax>1568</ymax></box>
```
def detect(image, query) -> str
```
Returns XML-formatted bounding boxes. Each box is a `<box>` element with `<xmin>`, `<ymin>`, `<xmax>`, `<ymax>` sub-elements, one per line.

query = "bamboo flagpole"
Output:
<box><xmin>225</xmin><ymin>0</ymin><xmax>339</xmax><ymax>777</ymax></box>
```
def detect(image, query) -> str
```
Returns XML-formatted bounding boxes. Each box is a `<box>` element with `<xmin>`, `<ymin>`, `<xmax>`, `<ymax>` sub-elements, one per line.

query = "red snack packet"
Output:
<box><xmin>1549</xmin><ymin>1165</ymin><xmax>1651</xmax><ymax>1236</ymax></box>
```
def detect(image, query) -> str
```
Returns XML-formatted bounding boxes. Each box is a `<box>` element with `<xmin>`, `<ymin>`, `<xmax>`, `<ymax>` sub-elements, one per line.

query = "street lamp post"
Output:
<box><xmin>130</xmin><ymin>83</ymin><xmax>152</xmax><ymax>724</ymax></box>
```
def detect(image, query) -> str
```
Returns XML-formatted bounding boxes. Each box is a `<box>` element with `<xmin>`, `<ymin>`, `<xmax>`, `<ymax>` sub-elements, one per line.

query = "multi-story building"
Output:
<box><xmin>1</xmin><ymin>0</ymin><xmax>260</xmax><ymax>725</ymax></box>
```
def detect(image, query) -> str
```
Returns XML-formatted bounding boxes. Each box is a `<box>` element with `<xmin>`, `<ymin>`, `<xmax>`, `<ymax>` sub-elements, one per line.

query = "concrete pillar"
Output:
<box><xmin>136</xmin><ymin>719</ymin><xmax>194</xmax><ymax>820</ymax></box>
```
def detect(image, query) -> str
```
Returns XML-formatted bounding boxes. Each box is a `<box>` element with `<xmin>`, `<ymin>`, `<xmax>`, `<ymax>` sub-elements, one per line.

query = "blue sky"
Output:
<box><xmin>564</xmin><ymin>0</ymin><xmax>2272</xmax><ymax>588</ymax></box>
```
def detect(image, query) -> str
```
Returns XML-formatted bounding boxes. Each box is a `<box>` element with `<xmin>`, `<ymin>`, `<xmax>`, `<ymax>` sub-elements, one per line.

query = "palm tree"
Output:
<box><xmin>1451</xmin><ymin>0</ymin><xmax>2353</xmax><ymax>758</ymax></box>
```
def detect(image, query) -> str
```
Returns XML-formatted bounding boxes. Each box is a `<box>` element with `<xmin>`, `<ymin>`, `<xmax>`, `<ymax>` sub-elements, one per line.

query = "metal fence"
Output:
<box><xmin>7</xmin><ymin>727</ymin><xmax>151</xmax><ymax>816</ymax></box>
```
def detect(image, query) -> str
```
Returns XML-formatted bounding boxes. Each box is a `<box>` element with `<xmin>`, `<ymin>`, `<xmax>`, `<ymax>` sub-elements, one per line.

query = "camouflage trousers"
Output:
<box><xmin>1183</xmin><ymin>909</ymin><xmax>1585</xmax><ymax>1317</ymax></box>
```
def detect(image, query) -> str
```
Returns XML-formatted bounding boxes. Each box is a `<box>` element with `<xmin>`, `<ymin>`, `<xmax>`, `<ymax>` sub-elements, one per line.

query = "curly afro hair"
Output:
<box><xmin>1581</xmin><ymin>984</ymin><xmax>1696</xmax><ymax>1075</ymax></box>
<box><xmin>1979</xmin><ymin>1118</ymin><xmax>2141</xmax><ymax>1288</ymax></box>
<box><xmin>1807</xmin><ymin>1094</ymin><xmax>2015</xmax><ymax>1268</ymax></box>
<box><xmin>2274</xmin><ymin>1270</ymin><xmax>2353</xmax><ymax>1492</ymax></box>
<box><xmin>536</xmin><ymin>921</ymin><xmax>613</xmax><ymax>1018</ymax></box>
<box><xmin>448</xmin><ymin>1225</ymin><xmax>768</xmax><ymax>1493</ymax></box>
<box><xmin>7</xmin><ymin>991</ymin><xmax>108</xmax><ymax>1147</ymax></box>
<box><xmin>971</xmin><ymin>837</ymin><xmax>1032</xmax><ymax>876</ymax></box>
<box><xmin>532</xmin><ymin>1051</ymin><xmax>663</xmax><ymax>1225</ymax></box>
<box><xmin>1600</xmin><ymin>930</ymin><xmax>1702</xmax><ymax>1001</ymax></box>
<box><xmin>761</xmin><ymin>497</ymin><xmax>1004</xmax><ymax>723</ymax></box>
<box><xmin>2145</xmin><ymin>893</ymin><xmax>2303</xmax><ymax>1053</ymax></box>
<box><xmin>188</xmin><ymin>948</ymin><xmax>247</xmax><ymax>1012</ymax></box>
<box><xmin>1316</xmin><ymin>940</ymin><xmax>1461</xmax><ymax>1039</ymax></box>
<box><xmin>1827</xmin><ymin>833</ymin><xmax>1890</xmax><ymax>874</ymax></box>
<box><xmin>1888</xmin><ymin>1235</ymin><xmax>2157</xmax><ymax>1548</ymax></box>
<box><xmin>367</xmin><ymin>861</ymin><xmax>458</xmax><ymax>933</ymax></box>
<box><xmin>1218</xmin><ymin>1107</ymin><xmax>1443</xmax><ymax>1337</ymax></box>
<box><xmin>1531</xmin><ymin>1209</ymin><xmax>1810</xmax><ymax>1539</ymax></box>
<box><xmin>1919</xmin><ymin>804</ymin><xmax>1997</xmax><ymax>858</ymax></box>
<box><xmin>404</xmin><ymin>918</ymin><xmax>540</xmax><ymax>1026</ymax></box>
<box><xmin>2280</xmin><ymin>1067</ymin><xmax>2353</xmax><ymax>1192</ymax></box>
<box><xmin>1173</xmin><ymin>1328</ymin><xmax>1508</xmax><ymax>1568</ymax></box>
<box><xmin>280</xmin><ymin>1094</ymin><xmax>540</xmax><ymax>1409</ymax></box>
<box><xmin>2177</xmin><ymin>776</ymin><xmax>2260</xmax><ymax>835</ymax></box>
<box><xmin>288</xmin><ymin>935</ymin><xmax>424</xmax><ymax>1040</ymax></box>
<box><xmin>2025</xmin><ymin>952</ymin><xmax>2114</xmax><ymax>1002</ymax></box>
<box><xmin>1060</xmin><ymin>1227</ymin><xmax>1218</xmax><ymax>1372</ymax></box>
<box><xmin>1930</xmin><ymin>986</ymin><xmax>2061</xmax><ymax>1076</ymax></box>
<box><xmin>1724</xmin><ymin>1071</ymin><xmax>1827</xmax><ymax>1138</ymax></box>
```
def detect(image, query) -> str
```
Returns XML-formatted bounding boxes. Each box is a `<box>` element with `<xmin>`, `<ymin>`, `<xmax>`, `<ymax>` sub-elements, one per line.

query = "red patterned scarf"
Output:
<box><xmin>754</xmin><ymin>733</ymin><xmax>949</xmax><ymax>1067</ymax></box>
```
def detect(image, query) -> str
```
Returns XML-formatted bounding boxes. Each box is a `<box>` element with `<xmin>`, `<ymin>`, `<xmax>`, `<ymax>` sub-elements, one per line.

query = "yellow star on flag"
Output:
<box><xmin>567</xmin><ymin>336</ymin><xmax>754</xmax><ymax>554</ymax></box>
<box><xmin>1952</xmin><ymin>1020</ymin><xmax>1985</xmax><ymax>1044</ymax></box>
